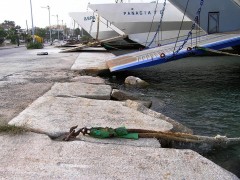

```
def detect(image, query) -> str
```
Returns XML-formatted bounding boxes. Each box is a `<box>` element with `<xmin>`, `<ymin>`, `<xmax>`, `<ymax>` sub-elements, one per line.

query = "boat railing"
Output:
<box><xmin>232</xmin><ymin>0</ymin><xmax>240</xmax><ymax>7</ymax></box>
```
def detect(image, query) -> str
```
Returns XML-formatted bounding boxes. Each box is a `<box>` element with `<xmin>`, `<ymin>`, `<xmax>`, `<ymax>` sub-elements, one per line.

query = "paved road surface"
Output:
<box><xmin>0</xmin><ymin>46</ymin><xmax>78</xmax><ymax>125</ymax></box>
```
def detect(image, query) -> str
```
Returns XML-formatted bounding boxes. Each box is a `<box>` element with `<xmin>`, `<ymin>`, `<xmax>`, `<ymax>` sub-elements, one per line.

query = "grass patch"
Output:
<box><xmin>0</xmin><ymin>125</ymin><xmax>29</xmax><ymax>135</ymax></box>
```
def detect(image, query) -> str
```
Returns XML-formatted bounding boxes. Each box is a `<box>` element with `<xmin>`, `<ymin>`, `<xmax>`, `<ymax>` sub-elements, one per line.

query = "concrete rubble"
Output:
<box><xmin>1</xmin><ymin>48</ymin><xmax>238</xmax><ymax>179</ymax></box>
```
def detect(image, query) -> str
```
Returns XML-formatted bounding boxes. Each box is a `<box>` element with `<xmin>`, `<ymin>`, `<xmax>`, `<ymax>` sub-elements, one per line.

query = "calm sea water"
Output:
<box><xmin>107</xmin><ymin>55</ymin><xmax>240</xmax><ymax>177</ymax></box>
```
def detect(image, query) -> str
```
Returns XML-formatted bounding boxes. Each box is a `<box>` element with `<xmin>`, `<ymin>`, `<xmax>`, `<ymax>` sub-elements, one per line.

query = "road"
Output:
<box><xmin>0</xmin><ymin>46</ymin><xmax>78</xmax><ymax>125</ymax></box>
<box><xmin>0</xmin><ymin>46</ymin><xmax>26</xmax><ymax>57</ymax></box>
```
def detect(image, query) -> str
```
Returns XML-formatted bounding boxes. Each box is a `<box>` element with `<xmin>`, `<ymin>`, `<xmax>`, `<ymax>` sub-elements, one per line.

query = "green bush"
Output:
<box><xmin>0</xmin><ymin>37</ymin><xmax>4</xmax><ymax>45</ymax></box>
<box><xmin>26</xmin><ymin>41</ymin><xmax>43</xmax><ymax>49</ymax></box>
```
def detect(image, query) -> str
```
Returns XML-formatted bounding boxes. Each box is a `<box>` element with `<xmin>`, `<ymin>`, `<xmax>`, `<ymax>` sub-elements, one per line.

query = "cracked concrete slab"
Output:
<box><xmin>0</xmin><ymin>133</ymin><xmax>237</xmax><ymax>180</ymax></box>
<box><xmin>9</xmin><ymin>95</ymin><xmax>173</xmax><ymax>138</ymax></box>
<box><xmin>46</xmin><ymin>82</ymin><xmax>112</xmax><ymax>100</ymax></box>
<box><xmin>70</xmin><ymin>76</ymin><xmax>106</xmax><ymax>84</ymax></box>
<box><xmin>71</xmin><ymin>52</ymin><xmax>115</xmax><ymax>74</ymax></box>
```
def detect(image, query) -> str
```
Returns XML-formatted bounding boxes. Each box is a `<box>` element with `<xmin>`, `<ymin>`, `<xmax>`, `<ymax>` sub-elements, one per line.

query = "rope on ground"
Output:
<box><xmin>62</xmin><ymin>126</ymin><xmax>240</xmax><ymax>147</ymax></box>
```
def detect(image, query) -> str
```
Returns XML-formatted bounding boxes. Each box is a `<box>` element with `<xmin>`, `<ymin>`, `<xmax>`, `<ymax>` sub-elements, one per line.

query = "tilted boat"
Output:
<box><xmin>88</xmin><ymin>1</ymin><xmax>205</xmax><ymax>48</ymax></box>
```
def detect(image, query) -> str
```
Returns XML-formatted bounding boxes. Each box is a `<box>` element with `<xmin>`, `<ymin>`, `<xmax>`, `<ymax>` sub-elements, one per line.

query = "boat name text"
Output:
<box><xmin>123</xmin><ymin>10</ymin><xmax>163</xmax><ymax>16</ymax></box>
<box><xmin>84</xmin><ymin>16</ymin><xmax>96</xmax><ymax>21</ymax></box>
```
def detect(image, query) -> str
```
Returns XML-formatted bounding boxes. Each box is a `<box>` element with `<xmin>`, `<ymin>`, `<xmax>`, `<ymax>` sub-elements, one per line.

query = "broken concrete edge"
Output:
<box><xmin>124</xmin><ymin>100</ymin><xmax>193</xmax><ymax>134</ymax></box>
<box><xmin>111</xmin><ymin>89</ymin><xmax>152</xmax><ymax>108</ymax></box>
<box><xmin>110</xmin><ymin>89</ymin><xmax>191</xmax><ymax>133</ymax></box>
<box><xmin>45</xmin><ymin>81</ymin><xmax>112</xmax><ymax>100</ymax></box>
<box><xmin>7</xmin><ymin>75</ymin><xmax>191</xmax><ymax>137</ymax></box>
<box><xmin>70</xmin><ymin>75</ymin><xmax>106</xmax><ymax>84</ymax></box>
<box><xmin>71</xmin><ymin>69</ymin><xmax>111</xmax><ymax>76</ymax></box>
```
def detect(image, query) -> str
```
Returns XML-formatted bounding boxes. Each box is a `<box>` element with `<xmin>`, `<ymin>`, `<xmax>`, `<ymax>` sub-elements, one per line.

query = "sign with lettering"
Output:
<box><xmin>84</xmin><ymin>16</ymin><xmax>96</xmax><ymax>21</ymax></box>
<box><xmin>123</xmin><ymin>10</ymin><xmax>163</xmax><ymax>16</ymax></box>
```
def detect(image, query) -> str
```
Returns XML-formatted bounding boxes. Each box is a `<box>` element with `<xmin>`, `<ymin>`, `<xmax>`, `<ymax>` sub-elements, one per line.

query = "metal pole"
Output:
<box><xmin>57</xmin><ymin>15</ymin><xmax>59</xmax><ymax>41</ymax></box>
<box><xmin>96</xmin><ymin>15</ymin><xmax>100</xmax><ymax>40</ymax></box>
<box><xmin>52</xmin><ymin>14</ymin><xmax>59</xmax><ymax>41</ymax></box>
<box><xmin>48</xmin><ymin>6</ymin><xmax>52</xmax><ymax>44</ymax></box>
<box><xmin>26</xmin><ymin>20</ymin><xmax>28</xmax><ymax>33</ymax></box>
<box><xmin>41</xmin><ymin>6</ymin><xmax>52</xmax><ymax>44</ymax></box>
<box><xmin>62</xmin><ymin>20</ymin><xmax>64</xmax><ymax>41</ymax></box>
<box><xmin>30</xmin><ymin>0</ymin><xmax>35</xmax><ymax>42</ymax></box>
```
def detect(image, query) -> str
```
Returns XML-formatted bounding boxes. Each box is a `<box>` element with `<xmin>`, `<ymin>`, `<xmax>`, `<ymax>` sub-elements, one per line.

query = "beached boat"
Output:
<box><xmin>69</xmin><ymin>11</ymin><xmax>121</xmax><ymax>40</ymax></box>
<box><xmin>88</xmin><ymin>1</ymin><xmax>205</xmax><ymax>48</ymax></box>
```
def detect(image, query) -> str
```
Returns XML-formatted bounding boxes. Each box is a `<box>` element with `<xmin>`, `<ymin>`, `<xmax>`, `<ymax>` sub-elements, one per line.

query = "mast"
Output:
<box><xmin>96</xmin><ymin>15</ymin><xmax>100</xmax><ymax>40</ymax></box>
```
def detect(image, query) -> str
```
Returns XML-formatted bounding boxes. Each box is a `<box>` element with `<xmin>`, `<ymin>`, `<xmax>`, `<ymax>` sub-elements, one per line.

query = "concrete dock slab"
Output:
<box><xmin>71</xmin><ymin>52</ymin><xmax>115</xmax><ymax>74</ymax></box>
<box><xmin>0</xmin><ymin>133</ymin><xmax>237</xmax><ymax>179</ymax></box>
<box><xmin>46</xmin><ymin>82</ymin><xmax>112</xmax><ymax>100</ymax></box>
<box><xmin>9</xmin><ymin>95</ymin><xmax>173</xmax><ymax>138</ymax></box>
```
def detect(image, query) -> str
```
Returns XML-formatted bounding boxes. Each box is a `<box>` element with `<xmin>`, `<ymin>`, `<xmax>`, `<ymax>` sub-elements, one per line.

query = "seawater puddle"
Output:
<box><xmin>107</xmin><ymin>55</ymin><xmax>240</xmax><ymax>177</ymax></box>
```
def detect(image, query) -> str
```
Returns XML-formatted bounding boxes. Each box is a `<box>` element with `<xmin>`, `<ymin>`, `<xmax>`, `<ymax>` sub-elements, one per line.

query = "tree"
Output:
<box><xmin>74</xmin><ymin>28</ymin><xmax>81</xmax><ymax>36</ymax></box>
<box><xmin>1</xmin><ymin>20</ymin><xmax>21</xmax><ymax>44</ymax></box>
<box><xmin>6</xmin><ymin>27</ymin><xmax>18</xmax><ymax>44</ymax></box>
<box><xmin>35</xmin><ymin>27</ymin><xmax>47</xmax><ymax>39</ymax></box>
<box><xmin>0</xmin><ymin>26</ymin><xmax>6</xmax><ymax>45</ymax></box>
<box><xmin>1</xmin><ymin>20</ymin><xmax>15</xmax><ymax>30</ymax></box>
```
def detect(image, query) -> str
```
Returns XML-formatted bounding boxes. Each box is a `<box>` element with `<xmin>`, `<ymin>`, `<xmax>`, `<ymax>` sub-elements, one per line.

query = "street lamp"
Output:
<box><xmin>52</xmin><ymin>14</ymin><xmax>59</xmax><ymax>41</ymax></box>
<box><xmin>29</xmin><ymin>0</ymin><xmax>35</xmax><ymax>42</ymax></box>
<box><xmin>41</xmin><ymin>5</ymin><xmax>52</xmax><ymax>44</ymax></box>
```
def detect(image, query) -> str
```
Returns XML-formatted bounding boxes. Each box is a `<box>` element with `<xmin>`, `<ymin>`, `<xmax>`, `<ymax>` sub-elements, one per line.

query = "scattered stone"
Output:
<box><xmin>125</xmin><ymin>76</ymin><xmax>149</xmax><ymax>87</ymax></box>
<box><xmin>111</xmin><ymin>89</ymin><xmax>152</xmax><ymax>108</ymax></box>
<box><xmin>46</xmin><ymin>82</ymin><xmax>112</xmax><ymax>100</ymax></box>
<box><xmin>0</xmin><ymin>133</ymin><xmax>237</xmax><ymax>179</ymax></box>
<box><xmin>70</xmin><ymin>76</ymin><xmax>105</xmax><ymax>84</ymax></box>
<box><xmin>111</xmin><ymin>89</ymin><xmax>139</xmax><ymax>101</ymax></box>
<box><xmin>133</xmin><ymin>100</ymin><xmax>152</xmax><ymax>108</ymax></box>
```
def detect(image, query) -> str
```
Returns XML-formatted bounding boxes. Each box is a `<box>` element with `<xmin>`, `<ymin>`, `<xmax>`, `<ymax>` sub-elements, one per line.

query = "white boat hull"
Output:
<box><xmin>69</xmin><ymin>12</ymin><xmax>120</xmax><ymax>40</ymax></box>
<box><xmin>89</xmin><ymin>2</ymin><xmax>199</xmax><ymax>47</ymax></box>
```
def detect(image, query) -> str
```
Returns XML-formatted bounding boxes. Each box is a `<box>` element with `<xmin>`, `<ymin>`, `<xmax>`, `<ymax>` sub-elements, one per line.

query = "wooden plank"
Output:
<box><xmin>107</xmin><ymin>56</ymin><xmax>138</xmax><ymax>69</ymax></box>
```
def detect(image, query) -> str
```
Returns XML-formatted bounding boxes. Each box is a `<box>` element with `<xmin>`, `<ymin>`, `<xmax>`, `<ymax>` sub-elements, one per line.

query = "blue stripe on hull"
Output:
<box><xmin>111</xmin><ymin>36</ymin><xmax>240</xmax><ymax>72</ymax></box>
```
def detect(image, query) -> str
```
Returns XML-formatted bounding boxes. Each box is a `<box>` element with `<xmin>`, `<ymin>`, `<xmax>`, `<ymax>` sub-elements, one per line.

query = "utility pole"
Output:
<box><xmin>52</xmin><ymin>14</ymin><xmax>59</xmax><ymax>41</ymax></box>
<box><xmin>26</xmin><ymin>20</ymin><xmax>29</xmax><ymax>34</ymax></box>
<box><xmin>29</xmin><ymin>0</ymin><xmax>35</xmax><ymax>42</ymax></box>
<box><xmin>41</xmin><ymin>5</ymin><xmax>52</xmax><ymax>44</ymax></box>
<box><xmin>59</xmin><ymin>19</ymin><xmax>64</xmax><ymax>41</ymax></box>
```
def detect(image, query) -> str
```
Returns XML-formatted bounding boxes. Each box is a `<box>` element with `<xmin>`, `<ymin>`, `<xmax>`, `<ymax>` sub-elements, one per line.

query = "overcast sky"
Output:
<box><xmin>0</xmin><ymin>0</ymin><xmax>149</xmax><ymax>29</ymax></box>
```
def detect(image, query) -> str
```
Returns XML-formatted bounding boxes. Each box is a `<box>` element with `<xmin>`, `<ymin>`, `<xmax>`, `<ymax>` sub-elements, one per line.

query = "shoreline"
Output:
<box><xmin>0</xmin><ymin>46</ymin><xmax>238</xmax><ymax>179</ymax></box>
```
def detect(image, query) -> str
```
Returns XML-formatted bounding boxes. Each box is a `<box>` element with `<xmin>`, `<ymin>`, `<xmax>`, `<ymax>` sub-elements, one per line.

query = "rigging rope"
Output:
<box><xmin>170</xmin><ymin>0</ymin><xmax>204</xmax><ymax>59</ymax></box>
<box><xmin>146</xmin><ymin>0</ymin><xmax>167</xmax><ymax>48</ymax></box>
<box><xmin>173</xmin><ymin>0</ymin><xmax>190</xmax><ymax>53</ymax></box>
<box><xmin>145</xmin><ymin>0</ymin><xmax>159</xmax><ymax>47</ymax></box>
